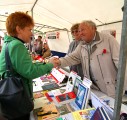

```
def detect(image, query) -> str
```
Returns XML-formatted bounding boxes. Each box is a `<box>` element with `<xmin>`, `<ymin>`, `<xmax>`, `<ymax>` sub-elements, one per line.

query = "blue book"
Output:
<box><xmin>75</xmin><ymin>83</ymin><xmax>89</xmax><ymax>109</ymax></box>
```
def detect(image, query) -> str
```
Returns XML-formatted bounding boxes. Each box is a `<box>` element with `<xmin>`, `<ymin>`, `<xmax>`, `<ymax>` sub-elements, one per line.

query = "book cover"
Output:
<box><xmin>56</xmin><ymin>113</ymin><xmax>74</xmax><ymax>120</ymax></box>
<box><xmin>73</xmin><ymin>76</ymin><xmax>82</xmax><ymax>95</ymax></box>
<box><xmin>33</xmin><ymin>92</ymin><xmax>44</xmax><ymax>99</ymax></box>
<box><xmin>55</xmin><ymin>91</ymin><xmax>76</xmax><ymax>103</ymax></box>
<box><xmin>37</xmin><ymin>103</ymin><xmax>59</xmax><ymax>120</ymax></box>
<box><xmin>45</xmin><ymin>92</ymin><xmax>53</xmax><ymax>102</ymax></box>
<box><xmin>75</xmin><ymin>83</ymin><xmax>89</xmax><ymax>109</ymax></box>
<box><xmin>57</xmin><ymin>105</ymin><xmax>71</xmax><ymax>115</ymax></box>
<box><xmin>45</xmin><ymin>89</ymin><xmax>62</xmax><ymax>102</ymax></box>
<box><xmin>72</xmin><ymin>108</ymin><xmax>95</xmax><ymax>120</ymax></box>
<box><xmin>65</xmin><ymin>71</ymin><xmax>78</xmax><ymax>92</ymax></box>
<box><xmin>90</xmin><ymin>107</ymin><xmax>106</xmax><ymax>120</ymax></box>
<box><xmin>42</xmin><ymin>82</ymin><xmax>59</xmax><ymax>91</ymax></box>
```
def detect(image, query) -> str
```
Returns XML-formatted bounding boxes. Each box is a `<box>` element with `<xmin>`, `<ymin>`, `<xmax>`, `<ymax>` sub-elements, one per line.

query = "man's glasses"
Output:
<box><xmin>71</xmin><ymin>30</ymin><xmax>79</xmax><ymax>34</ymax></box>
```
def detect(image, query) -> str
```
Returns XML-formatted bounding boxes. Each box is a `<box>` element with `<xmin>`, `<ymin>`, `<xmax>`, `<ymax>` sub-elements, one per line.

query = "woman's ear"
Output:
<box><xmin>16</xmin><ymin>26</ymin><xmax>21</xmax><ymax>34</ymax></box>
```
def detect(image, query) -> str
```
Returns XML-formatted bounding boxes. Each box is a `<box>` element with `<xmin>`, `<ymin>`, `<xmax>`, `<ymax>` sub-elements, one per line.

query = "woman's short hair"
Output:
<box><xmin>70</xmin><ymin>23</ymin><xmax>80</xmax><ymax>32</ymax></box>
<box><xmin>6</xmin><ymin>12</ymin><xmax>34</xmax><ymax>36</ymax></box>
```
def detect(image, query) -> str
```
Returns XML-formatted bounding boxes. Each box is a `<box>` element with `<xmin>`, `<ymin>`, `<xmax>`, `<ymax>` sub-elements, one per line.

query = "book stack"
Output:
<box><xmin>90</xmin><ymin>107</ymin><xmax>111</xmax><ymax>120</ymax></box>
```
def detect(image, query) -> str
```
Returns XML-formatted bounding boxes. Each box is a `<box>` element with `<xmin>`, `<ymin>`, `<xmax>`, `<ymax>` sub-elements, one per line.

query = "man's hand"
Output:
<box><xmin>49</xmin><ymin>56</ymin><xmax>61</xmax><ymax>68</ymax></box>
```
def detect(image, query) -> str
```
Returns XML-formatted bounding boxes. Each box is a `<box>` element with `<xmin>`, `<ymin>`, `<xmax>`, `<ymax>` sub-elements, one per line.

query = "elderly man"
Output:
<box><xmin>53</xmin><ymin>20</ymin><xmax>126</xmax><ymax>97</ymax></box>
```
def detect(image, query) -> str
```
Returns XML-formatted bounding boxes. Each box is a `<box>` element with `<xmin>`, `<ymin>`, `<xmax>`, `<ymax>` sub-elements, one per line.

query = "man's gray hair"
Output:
<box><xmin>81</xmin><ymin>20</ymin><xmax>97</xmax><ymax>30</ymax></box>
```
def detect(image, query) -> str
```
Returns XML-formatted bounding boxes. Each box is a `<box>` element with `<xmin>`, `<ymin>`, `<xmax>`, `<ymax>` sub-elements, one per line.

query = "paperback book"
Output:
<box><xmin>73</xmin><ymin>75</ymin><xmax>82</xmax><ymax>95</ymax></box>
<box><xmin>65</xmin><ymin>71</ymin><xmax>78</xmax><ymax>92</ymax></box>
<box><xmin>55</xmin><ymin>91</ymin><xmax>76</xmax><ymax>104</ymax></box>
<box><xmin>75</xmin><ymin>82</ymin><xmax>90</xmax><ymax>109</ymax></box>
<box><xmin>57</xmin><ymin>105</ymin><xmax>71</xmax><ymax>115</ymax></box>
<box><xmin>72</xmin><ymin>108</ymin><xmax>96</xmax><ymax>120</ymax></box>
<box><xmin>56</xmin><ymin>113</ymin><xmax>74</xmax><ymax>120</ymax></box>
<box><xmin>42</xmin><ymin>82</ymin><xmax>59</xmax><ymax>91</ymax></box>
<box><xmin>37</xmin><ymin>103</ymin><xmax>59</xmax><ymax>120</ymax></box>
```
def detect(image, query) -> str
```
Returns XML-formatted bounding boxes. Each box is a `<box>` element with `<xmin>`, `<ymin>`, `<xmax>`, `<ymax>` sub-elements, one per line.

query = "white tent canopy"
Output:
<box><xmin>0</xmin><ymin>0</ymin><xmax>124</xmax><ymax>34</ymax></box>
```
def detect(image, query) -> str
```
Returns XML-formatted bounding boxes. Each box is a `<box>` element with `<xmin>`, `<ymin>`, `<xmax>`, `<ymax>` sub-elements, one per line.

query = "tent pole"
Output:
<box><xmin>30</xmin><ymin>0</ymin><xmax>38</xmax><ymax>52</ymax></box>
<box><xmin>97</xmin><ymin>20</ymin><xmax>122</xmax><ymax>27</ymax></box>
<box><xmin>113</xmin><ymin>0</ymin><xmax>127</xmax><ymax>120</ymax></box>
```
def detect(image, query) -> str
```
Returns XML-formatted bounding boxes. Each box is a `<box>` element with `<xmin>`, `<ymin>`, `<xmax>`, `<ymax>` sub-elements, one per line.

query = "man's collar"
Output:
<box><xmin>93</xmin><ymin>32</ymin><xmax>96</xmax><ymax>41</ymax></box>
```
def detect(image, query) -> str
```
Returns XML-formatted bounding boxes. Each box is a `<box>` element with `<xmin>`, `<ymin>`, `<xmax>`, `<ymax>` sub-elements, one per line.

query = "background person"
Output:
<box><xmin>67</xmin><ymin>23</ymin><xmax>84</xmax><ymax>79</ymax></box>
<box><xmin>42</xmin><ymin>42</ymin><xmax>51</xmax><ymax>59</ymax></box>
<box><xmin>52</xmin><ymin>20</ymin><xmax>127</xmax><ymax>97</ymax></box>
<box><xmin>34</xmin><ymin>35</ymin><xmax>43</xmax><ymax>56</ymax></box>
<box><xmin>0</xmin><ymin>12</ymin><xmax>57</xmax><ymax>120</ymax></box>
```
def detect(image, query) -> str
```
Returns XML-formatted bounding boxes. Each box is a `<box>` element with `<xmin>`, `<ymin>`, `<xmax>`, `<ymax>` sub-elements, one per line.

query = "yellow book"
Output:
<box><xmin>72</xmin><ymin>108</ymin><xmax>95</xmax><ymax>120</ymax></box>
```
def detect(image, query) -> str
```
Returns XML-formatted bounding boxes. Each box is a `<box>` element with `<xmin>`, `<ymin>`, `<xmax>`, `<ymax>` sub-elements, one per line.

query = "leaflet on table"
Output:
<box><xmin>51</xmin><ymin>68</ymin><xmax>66</xmax><ymax>83</ymax></box>
<box><xmin>47</xmin><ymin>89</ymin><xmax>62</xmax><ymax>97</ymax></box>
<box><xmin>33</xmin><ymin>77</ymin><xmax>44</xmax><ymax>92</ymax></box>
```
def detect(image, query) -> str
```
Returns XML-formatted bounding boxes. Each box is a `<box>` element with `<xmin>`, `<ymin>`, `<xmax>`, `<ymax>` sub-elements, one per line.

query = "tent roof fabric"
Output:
<box><xmin>0</xmin><ymin>0</ymin><xmax>124</xmax><ymax>34</ymax></box>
